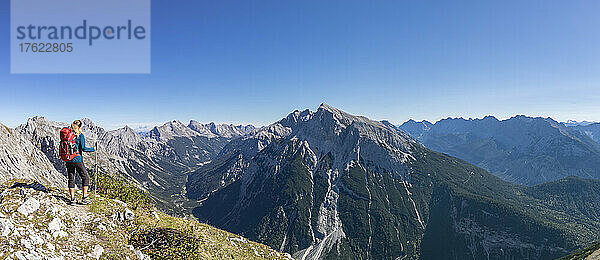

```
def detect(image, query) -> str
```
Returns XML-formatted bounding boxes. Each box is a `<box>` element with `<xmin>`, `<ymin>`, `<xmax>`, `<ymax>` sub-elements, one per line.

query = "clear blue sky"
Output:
<box><xmin>1</xmin><ymin>0</ymin><xmax>599</xmax><ymax>129</ymax></box>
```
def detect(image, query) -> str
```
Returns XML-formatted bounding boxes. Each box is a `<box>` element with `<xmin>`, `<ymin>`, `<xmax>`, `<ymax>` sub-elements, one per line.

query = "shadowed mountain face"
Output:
<box><xmin>187</xmin><ymin>104</ymin><xmax>600</xmax><ymax>259</ymax></box>
<box><xmin>570</xmin><ymin>123</ymin><xmax>600</xmax><ymax>144</ymax></box>
<box><xmin>399</xmin><ymin>116</ymin><xmax>600</xmax><ymax>185</ymax></box>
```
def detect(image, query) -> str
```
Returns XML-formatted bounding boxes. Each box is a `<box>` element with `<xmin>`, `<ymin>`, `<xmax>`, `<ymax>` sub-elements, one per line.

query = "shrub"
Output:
<box><xmin>129</xmin><ymin>228</ymin><xmax>202</xmax><ymax>259</ymax></box>
<box><xmin>90</xmin><ymin>171</ymin><xmax>154</xmax><ymax>210</ymax></box>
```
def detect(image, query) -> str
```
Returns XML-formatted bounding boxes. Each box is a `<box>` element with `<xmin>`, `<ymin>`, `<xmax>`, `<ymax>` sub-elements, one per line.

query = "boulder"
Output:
<box><xmin>48</xmin><ymin>218</ymin><xmax>63</xmax><ymax>234</ymax></box>
<box><xmin>134</xmin><ymin>249</ymin><xmax>150</xmax><ymax>260</ymax></box>
<box><xmin>53</xmin><ymin>230</ymin><xmax>68</xmax><ymax>238</ymax></box>
<box><xmin>124</xmin><ymin>208</ymin><xmax>135</xmax><ymax>221</ymax></box>
<box><xmin>88</xmin><ymin>244</ymin><xmax>104</xmax><ymax>259</ymax></box>
<box><xmin>0</xmin><ymin>218</ymin><xmax>13</xmax><ymax>236</ymax></box>
<box><xmin>12</xmin><ymin>251</ymin><xmax>42</xmax><ymax>260</ymax></box>
<box><xmin>17</xmin><ymin>198</ymin><xmax>40</xmax><ymax>216</ymax></box>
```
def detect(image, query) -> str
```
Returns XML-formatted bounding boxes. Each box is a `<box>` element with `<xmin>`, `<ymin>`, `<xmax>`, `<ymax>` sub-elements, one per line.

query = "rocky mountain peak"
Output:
<box><xmin>107</xmin><ymin>126</ymin><xmax>142</xmax><ymax>143</ymax></box>
<box><xmin>122</xmin><ymin>125</ymin><xmax>135</xmax><ymax>132</ymax></box>
<box><xmin>399</xmin><ymin>120</ymin><xmax>433</xmax><ymax>137</ymax></box>
<box><xmin>482</xmin><ymin>115</ymin><xmax>499</xmax><ymax>121</ymax></box>
<box><xmin>18</xmin><ymin>117</ymin><xmax>64</xmax><ymax>134</ymax></box>
<box><xmin>148</xmin><ymin>120</ymin><xmax>200</xmax><ymax>141</ymax></box>
<box><xmin>302</xmin><ymin>105</ymin><xmax>410</xmax><ymax>144</ymax></box>
<box><xmin>214</xmin><ymin>104</ymin><xmax>417</xmax><ymax>185</ymax></box>
<box><xmin>80</xmin><ymin>118</ymin><xmax>95</xmax><ymax>126</ymax></box>
<box><xmin>314</xmin><ymin>103</ymin><xmax>372</xmax><ymax>128</ymax></box>
<box><xmin>399</xmin><ymin>114</ymin><xmax>600</xmax><ymax>185</ymax></box>
<box><xmin>564</xmin><ymin>120</ymin><xmax>597</xmax><ymax>127</ymax></box>
<box><xmin>317</xmin><ymin>102</ymin><xmax>337</xmax><ymax>113</ymax></box>
<box><xmin>26</xmin><ymin>116</ymin><xmax>50</xmax><ymax>125</ymax></box>
<box><xmin>207</xmin><ymin>122</ymin><xmax>255</xmax><ymax>138</ymax></box>
<box><xmin>280</xmin><ymin>109</ymin><xmax>313</xmax><ymax>126</ymax></box>
<box><xmin>188</xmin><ymin>120</ymin><xmax>217</xmax><ymax>137</ymax></box>
<box><xmin>188</xmin><ymin>120</ymin><xmax>255</xmax><ymax>138</ymax></box>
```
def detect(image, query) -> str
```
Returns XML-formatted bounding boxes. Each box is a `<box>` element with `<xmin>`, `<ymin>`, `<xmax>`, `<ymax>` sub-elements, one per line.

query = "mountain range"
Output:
<box><xmin>2</xmin><ymin>116</ymin><xmax>254</xmax><ymax>215</ymax></box>
<box><xmin>1</xmin><ymin>105</ymin><xmax>600</xmax><ymax>259</ymax></box>
<box><xmin>186</xmin><ymin>104</ymin><xmax>600</xmax><ymax>259</ymax></box>
<box><xmin>562</xmin><ymin>120</ymin><xmax>598</xmax><ymax>127</ymax></box>
<box><xmin>399</xmin><ymin>116</ymin><xmax>600</xmax><ymax>185</ymax></box>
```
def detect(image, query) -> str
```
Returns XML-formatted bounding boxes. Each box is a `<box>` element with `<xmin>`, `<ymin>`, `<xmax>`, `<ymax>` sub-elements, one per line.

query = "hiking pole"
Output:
<box><xmin>95</xmin><ymin>141</ymin><xmax>98</xmax><ymax>201</ymax></box>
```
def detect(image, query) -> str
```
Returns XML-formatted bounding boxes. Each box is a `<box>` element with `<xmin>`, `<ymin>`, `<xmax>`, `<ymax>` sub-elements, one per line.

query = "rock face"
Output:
<box><xmin>399</xmin><ymin>116</ymin><xmax>600</xmax><ymax>185</ymax></box>
<box><xmin>14</xmin><ymin>117</ymin><xmax>68</xmax><ymax>174</ymax></box>
<box><xmin>0</xmin><ymin>122</ymin><xmax>66</xmax><ymax>187</ymax></box>
<box><xmin>188</xmin><ymin>104</ymin><xmax>600</xmax><ymax>259</ymax></box>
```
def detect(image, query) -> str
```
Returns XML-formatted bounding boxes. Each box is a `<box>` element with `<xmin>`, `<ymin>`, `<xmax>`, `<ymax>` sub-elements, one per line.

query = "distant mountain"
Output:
<box><xmin>569</xmin><ymin>123</ymin><xmax>600</xmax><ymax>144</ymax></box>
<box><xmin>397</xmin><ymin>119</ymin><xmax>432</xmax><ymax>140</ymax></box>
<box><xmin>399</xmin><ymin>116</ymin><xmax>600</xmax><ymax>185</ymax></box>
<box><xmin>187</xmin><ymin>104</ymin><xmax>600</xmax><ymax>259</ymax></box>
<box><xmin>147</xmin><ymin>120</ymin><xmax>229</xmax><ymax>168</ymax></box>
<box><xmin>563</xmin><ymin>120</ymin><xmax>597</xmax><ymax>127</ymax></box>
<box><xmin>149</xmin><ymin>120</ymin><xmax>203</xmax><ymax>141</ymax></box>
<box><xmin>11</xmin><ymin>116</ymin><xmax>254</xmax><ymax>215</ymax></box>
<box><xmin>188</xmin><ymin>121</ymin><xmax>255</xmax><ymax>138</ymax></box>
<box><xmin>150</xmin><ymin>120</ymin><xmax>255</xmax><ymax>140</ymax></box>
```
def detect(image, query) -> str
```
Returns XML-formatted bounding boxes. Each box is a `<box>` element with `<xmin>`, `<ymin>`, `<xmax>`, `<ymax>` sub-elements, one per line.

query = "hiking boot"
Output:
<box><xmin>67</xmin><ymin>197</ymin><xmax>75</xmax><ymax>205</ymax></box>
<box><xmin>80</xmin><ymin>196</ymin><xmax>91</xmax><ymax>205</ymax></box>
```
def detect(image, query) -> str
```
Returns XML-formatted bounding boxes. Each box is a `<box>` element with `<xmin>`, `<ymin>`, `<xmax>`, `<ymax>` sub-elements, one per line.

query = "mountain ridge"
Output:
<box><xmin>187</xmin><ymin>104</ymin><xmax>600</xmax><ymax>259</ymax></box>
<box><xmin>399</xmin><ymin>115</ymin><xmax>600</xmax><ymax>185</ymax></box>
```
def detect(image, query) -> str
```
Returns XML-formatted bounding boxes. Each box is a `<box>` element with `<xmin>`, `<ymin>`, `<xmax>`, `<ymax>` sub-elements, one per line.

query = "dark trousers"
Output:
<box><xmin>66</xmin><ymin>161</ymin><xmax>89</xmax><ymax>188</ymax></box>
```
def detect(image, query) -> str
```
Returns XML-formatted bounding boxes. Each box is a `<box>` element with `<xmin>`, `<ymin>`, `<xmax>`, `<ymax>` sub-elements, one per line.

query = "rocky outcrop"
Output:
<box><xmin>0</xmin><ymin>123</ymin><xmax>65</xmax><ymax>188</ymax></box>
<box><xmin>0</xmin><ymin>184</ymin><xmax>147</xmax><ymax>259</ymax></box>
<box><xmin>0</xmin><ymin>182</ymin><xmax>291</xmax><ymax>260</ymax></box>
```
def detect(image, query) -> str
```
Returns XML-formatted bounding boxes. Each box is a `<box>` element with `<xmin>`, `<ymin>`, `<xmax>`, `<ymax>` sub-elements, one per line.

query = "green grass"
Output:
<box><xmin>92</xmin><ymin>171</ymin><xmax>154</xmax><ymax>210</ymax></box>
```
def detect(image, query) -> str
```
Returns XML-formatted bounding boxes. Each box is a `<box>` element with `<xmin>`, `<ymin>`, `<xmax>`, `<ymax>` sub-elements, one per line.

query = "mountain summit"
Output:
<box><xmin>188</xmin><ymin>104</ymin><xmax>600</xmax><ymax>259</ymax></box>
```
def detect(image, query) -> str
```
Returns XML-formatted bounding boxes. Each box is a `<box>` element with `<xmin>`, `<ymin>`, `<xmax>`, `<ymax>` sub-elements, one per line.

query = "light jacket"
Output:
<box><xmin>69</xmin><ymin>133</ymin><xmax>95</xmax><ymax>163</ymax></box>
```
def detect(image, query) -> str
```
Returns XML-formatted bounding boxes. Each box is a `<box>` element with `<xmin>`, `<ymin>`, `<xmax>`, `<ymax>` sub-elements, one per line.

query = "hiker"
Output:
<box><xmin>59</xmin><ymin>120</ymin><xmax>95</xmax><ymax>205</ymax></box>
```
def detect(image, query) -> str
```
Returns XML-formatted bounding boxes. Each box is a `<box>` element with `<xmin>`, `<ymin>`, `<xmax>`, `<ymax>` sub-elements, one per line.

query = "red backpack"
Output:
<box><xmin>59</xmin><ymin>127</ymin><xmax>80</xmax><ymax>161</ymax></box>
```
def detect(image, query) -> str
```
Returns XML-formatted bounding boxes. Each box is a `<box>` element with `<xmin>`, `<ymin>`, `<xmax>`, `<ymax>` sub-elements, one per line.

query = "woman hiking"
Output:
<box><xmin>59</xmin><ymin>120</ymin><xmax>95</xmax><ymax>205</ymax></box>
